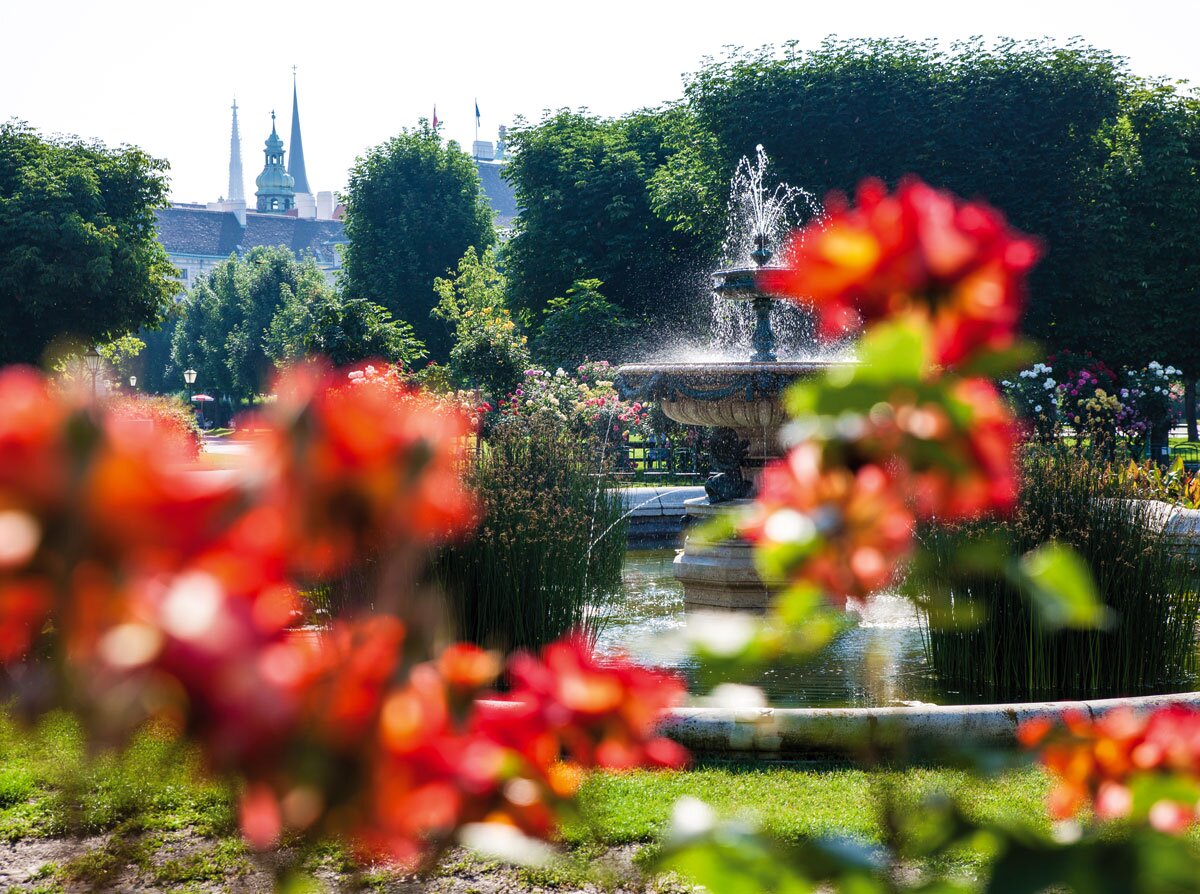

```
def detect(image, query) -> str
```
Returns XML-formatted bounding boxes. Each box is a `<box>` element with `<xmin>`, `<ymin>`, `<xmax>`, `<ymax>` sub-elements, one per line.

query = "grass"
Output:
<box><xmin>0</xmin><ymin>708</ymin><xmax>1057</xmax><ymax>887</ymax></box>
<box><xmin>0</xmin><ymin>711</ymin><xmax>234</xmax><ymax>843</ymax></box>
<box><xmin>565</xmin><ymin>764</ymin><xmax>1050</xmax><ymax>848</ymax></box>
<box><xmin>912</xmin><ymin>451</ymin><xmax>1200</xmax><ymax>702</ymax></box>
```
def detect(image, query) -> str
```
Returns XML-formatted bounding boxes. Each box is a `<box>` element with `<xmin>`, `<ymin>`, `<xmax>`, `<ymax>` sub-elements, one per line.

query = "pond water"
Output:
<box><xmin>594</xmin><ymin>549</ymin><xmax>949</xmax><ymax>708</ymax></box>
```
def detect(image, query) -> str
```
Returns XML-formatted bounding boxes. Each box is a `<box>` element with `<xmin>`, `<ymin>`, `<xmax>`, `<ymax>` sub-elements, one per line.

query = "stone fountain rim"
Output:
<box><xmin>476</xmin><ymin>690</ymin><xmax>1200</xmax><ymax>759</ymax></box>
<box><xmin>616</xmin><ymin>359</ymin><xmax>850</xmax><ymax>376</ymax></box>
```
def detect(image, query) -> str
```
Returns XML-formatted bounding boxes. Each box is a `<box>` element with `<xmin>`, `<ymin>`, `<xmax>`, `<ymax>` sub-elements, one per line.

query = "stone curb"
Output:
<box><xmin>657</xmin><ymin>691</ymin><xmax>1200</xmax><ymax>759</ymax></box>
<box><xmin>480</xmin><ymin>691</ymin><xmax>1200</xmax><ymax>761</ymax></box>
<box><xmin>619</xmin><ymin>486</ymin><xmax>708</xmax><ymax>517</ymax></box>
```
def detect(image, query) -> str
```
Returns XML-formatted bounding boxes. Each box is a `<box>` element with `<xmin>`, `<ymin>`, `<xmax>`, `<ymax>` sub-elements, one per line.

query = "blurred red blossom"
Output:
<box><xmin>740</xmin><ymin>443</ymin><xmax>914</xmax><ymax>598</ymax></box>
<box><xmin>864</xmin><ymin>378</ymin><xmax>1021</xmax><ymax>521</ymax></box>
<box><xmin>251</xmin><ymin>363</ymin><xmax>477</xmax><ymax>576</ymax></box>
<box><xmin>0</xmin><ymin>362</ymin><xmax>686</xmax><ymax>869</ymax></box>
<box><xmin>760</xmin><ymin>177</ymin><xmax>1039</xmax><ymax>367</ymax></box>
<box><xmin>1019</xmin><ymin>706</ymin><xmax>1200</xmax><ymax>833</ymax></box>
<box><xmin>226</xmin><ymin>626</ymin><xmax>686</xmax><ymax>865</ymax></box>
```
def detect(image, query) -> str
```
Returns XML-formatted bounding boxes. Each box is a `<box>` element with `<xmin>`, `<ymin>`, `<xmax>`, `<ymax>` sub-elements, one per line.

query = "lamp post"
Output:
<box><xmin>82</xmin><ymin>347</ymin><xmax>102</xmax><ymax>396</ymax></box>
<box><xmin>129</xmin><ymin>375</ymin><xmax>137</xmax><ymax>390</ymax></box>
<box><xmin>183</xmin><ymin>369</ymin><xmax>197</xmax><ymax>419</ymax></box>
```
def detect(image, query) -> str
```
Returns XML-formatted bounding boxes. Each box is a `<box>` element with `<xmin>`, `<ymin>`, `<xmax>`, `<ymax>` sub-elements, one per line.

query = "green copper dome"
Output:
<box><xmin>255</xmin><ymin>111</ymin><xmax>295</xmax><ymax>213</ymax></box>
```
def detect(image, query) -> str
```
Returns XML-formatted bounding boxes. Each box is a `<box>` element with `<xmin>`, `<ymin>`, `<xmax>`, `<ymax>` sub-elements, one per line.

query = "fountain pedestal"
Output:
<box><xmin>674</xmin><ymin>497</ymin><xmax>783</xmax><ymax>610</ymax></box>
<box><xmin>615</xmin><ymin>360</ymin><xmax>842</xmax><ymax>611</ymax></box>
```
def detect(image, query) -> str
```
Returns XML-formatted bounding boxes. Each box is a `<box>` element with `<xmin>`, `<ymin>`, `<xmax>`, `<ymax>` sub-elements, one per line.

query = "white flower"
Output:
<box><xmin>1044</xmin><ymin>379</ymin><xmax>1055</xmax><ymax>389</ymax></box>
<box><xmin>1034</xmin><ymin>405</ymin><xmax>1043</xmax><ymax>413</ymax></box>
<box><xmin>555</xmin><ymin>368</ymin><xmax>567</xmax><ymax>377</ymax></box>
<box><xmin>1001</xmin><ymin>380</ymin><xmax>1012</xmax><ymax>388</ymax></box>
<box><xmin>1149</xmin><ymin>361</ymin><xmax>1162</xmax><ymax>370</ymax></box>
<box><xmin>1166</xmin><ymin>366</ymin><xmax>1178</xmax><ymax>375</ymax></box>
<box><xmin>1154</xmin><ymin>386</ymin><xmax>1162</xmax><ymax>393</ymax></box>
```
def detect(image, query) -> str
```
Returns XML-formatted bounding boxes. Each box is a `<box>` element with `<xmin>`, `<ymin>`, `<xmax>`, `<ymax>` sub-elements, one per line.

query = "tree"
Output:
<box><xmin>171</xmin><ymin>247</ymin><xmax>333</xmax><ymax>400</ymax></box>
<box><xmin>340</xmin><ymin>124</ymin><xmax>495</xmax><ymax>361</ymax></box>
<box><xmin>657</xmin><ymin>38</ymin><xmax>1130</xmax><ymax>342</ymax></box>
<box><xmin>503</xmin><ymin>109</ymin><xmax>710</xmax><ymax>330</ymax></box>
<box><xmin>133</xmin><ymin>316</ymin><xmax>181</xmax><ymax>395</ymax></box>
<box><xmin>0</xmin><ymin>122</ymin><xmax>179</xmax><ymax>365</ymax></box>
<box><xmin>532</xmin><ymin>279</ymin><xmax>633</xmax><ymax>369</ymax></box>
<box><xmin>1066</xmin><ymin>84</ymin><xmax>1200</xmax><ymax>438</ymax></box>
<box><xmin>432</xmin><ymin>246</ymin><xmax>530</xmax><ymax>398</ymax></box>
<box><xmin>265</xmin><ymin>287</ymin><xmax>425</xmax><ymax>368</ymax></box>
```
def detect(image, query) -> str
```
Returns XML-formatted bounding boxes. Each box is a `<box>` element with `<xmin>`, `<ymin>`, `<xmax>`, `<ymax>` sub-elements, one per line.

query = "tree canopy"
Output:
<box><xmin>265</xmin><ymin>286</ymin><xmax>425</xmax><ymax>369</ymax></box>
<box><xmin>503</xmin><ymin>109</ymin><xmax>710</xmax><ymax>331</ymax></box>
<box><xmin>170</xmin><ymin>247</ymin><xmax>351</xmax><ymax>400</ymax></box>
<box><xmin>340</xmin><ymin>124</ymin><xmax>495</xmax><ymax>361</ymax></box>
<box><xmin>432</xmin><ymin>246</ymin><xmax>530</xmax><ymax>399</ymax></box>
<box><xmin>502</xmin><ymin>38</ymin><xmax>1200</xmax><ymax>433</ymax></box>
<box><xmin>0</xmin><ymin>121</ymin><xmax>178</xmax><ymax>364</ymax></box>
<box><xmin>532</xmin><ymin>278</ymin><xmax>632</xmax><ymax>370</ymax></box>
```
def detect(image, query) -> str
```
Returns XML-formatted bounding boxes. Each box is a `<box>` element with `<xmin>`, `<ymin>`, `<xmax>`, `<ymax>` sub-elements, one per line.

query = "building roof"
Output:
<box><xmin>154</xmin><ymin>207</ymin><xmax>346</xmax><ymax>266</ymax></box>
<box><xmin>154</xmin><ymin>207</ymin><xmax>244</xmax><ymax>257</ymax></box>
<box><xmin>475</xmin><ymin>161</ymin><xmax>518</xmax><ymax>228</ymax></box>
<box><xmin>240</xmin><ymin>213</ymin><xmax>345</xmax><ymax>265</ymax></box>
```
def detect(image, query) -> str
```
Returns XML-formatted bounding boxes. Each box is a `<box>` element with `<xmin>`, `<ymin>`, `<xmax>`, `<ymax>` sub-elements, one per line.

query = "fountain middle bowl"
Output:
<box><xmin>614</xmin><ymin>359</ymin><xmax>844</xmax><ymax>433</ymax></box>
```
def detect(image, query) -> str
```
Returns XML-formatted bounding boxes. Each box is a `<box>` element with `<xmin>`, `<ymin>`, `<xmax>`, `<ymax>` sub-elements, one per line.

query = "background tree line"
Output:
<box><xmin>5</xmin><ymin>39</ymin><xmax>1198</xmax><ymax>433</ymax></box>
<box><xmin>499</xmin><ymin>37</ymin><xmax>1200</xmax><ymax>434</ymax></box>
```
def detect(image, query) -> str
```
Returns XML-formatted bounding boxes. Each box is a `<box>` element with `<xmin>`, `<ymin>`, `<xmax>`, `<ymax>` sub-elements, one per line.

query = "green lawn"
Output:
<box><xmin>0</xmin><ymin>710</ymin><xmax>1057</xmax><ymax>890</ymax></box>
<box><xmin>566</xmin><ymin>763</ymin><xmax>1050</xmax><ymax>848</ymax></box>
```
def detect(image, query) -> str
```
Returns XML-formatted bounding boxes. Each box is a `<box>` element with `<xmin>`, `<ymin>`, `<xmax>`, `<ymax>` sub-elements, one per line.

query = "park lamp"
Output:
<box><xmin>183</xmin><ymin>368</ymin><xmax>197</xmax><ymax>386</ymax></box>
<box><xmin>82</xmin><ymin>347</ymin><xmax>102</xmax><ymax>378</ymax></box>
<box><xmin>129</xmin><ymin>375</ymin><xmax>137</xmax><ymax>388</ymax></box>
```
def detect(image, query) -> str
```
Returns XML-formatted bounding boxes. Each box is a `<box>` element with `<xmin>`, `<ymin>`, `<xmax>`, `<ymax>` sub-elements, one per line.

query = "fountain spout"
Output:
<box><xmin>750</xmin><ymin>231</ymin><xmax>773</xmax><ymax>268</ymax></box>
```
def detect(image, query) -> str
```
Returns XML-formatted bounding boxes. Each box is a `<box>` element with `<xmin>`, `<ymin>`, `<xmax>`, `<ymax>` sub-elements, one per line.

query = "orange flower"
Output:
<box><xmin>0</xmin><ymin>578</ymin><xmax>51</xmax><ymax>662</ymax></box>
<box><xmin>1020</xmin><ymin>706</ymin><xmax>1200</xmax><ymax>832</ymax></box>
<box><xmin>865</xmin><ymin>378</ymin><xmax>1020</xmax><ymax>520</ymax></box>
<box><xmin>253</xmin><ymin>363</ymin><xmax>476</xmax><ymax>576</ymax></box>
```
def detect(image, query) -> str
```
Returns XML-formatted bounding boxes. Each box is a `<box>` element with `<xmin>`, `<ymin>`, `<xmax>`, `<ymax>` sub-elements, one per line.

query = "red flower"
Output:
<box><xmin>867</xmin><ymin>379</ymin><xmax>1020</xmax><ymax>520</ymax></box>
<box><xmin>760</xmin><ymin>177</ymin><xmax>1040</xmax><ymax>367</ymax></box>
<box><xmin>741</xmin><ymin>443</ymin><xmax>914</xmax><ymax>598</ymax></box>
<box><xmin>251</xmin><ymin>363</ymin><xmax>476</xmax><ymax>576</ymax></box>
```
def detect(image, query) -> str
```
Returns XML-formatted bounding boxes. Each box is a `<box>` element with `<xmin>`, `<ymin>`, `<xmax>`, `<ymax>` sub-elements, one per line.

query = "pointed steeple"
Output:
<box><xmin>287</xmin><ymin>67</ymin><xmax>311</xmax><ymax>195</ymax></box>
<box><xmin>227</xmin><ymin>98</ymin><xmax>245</xmax><ymax>203</ymax></box>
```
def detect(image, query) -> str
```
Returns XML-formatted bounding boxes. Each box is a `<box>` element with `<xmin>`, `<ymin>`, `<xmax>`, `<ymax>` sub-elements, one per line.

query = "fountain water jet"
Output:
<box><xmin>615</xmin><ymin>147</ymin><xmax>846</xmax><ymax>609</ymax></box>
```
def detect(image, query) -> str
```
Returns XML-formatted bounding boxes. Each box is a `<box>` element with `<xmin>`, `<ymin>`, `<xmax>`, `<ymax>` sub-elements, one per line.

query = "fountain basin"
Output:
<box><xmin>616</xmin><ymin>360</ymin><xmax>846</xmax><ymax>610</ymax></box>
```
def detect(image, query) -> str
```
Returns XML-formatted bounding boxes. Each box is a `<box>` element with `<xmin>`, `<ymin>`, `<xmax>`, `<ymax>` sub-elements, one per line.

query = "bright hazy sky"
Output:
<box><xmin>4</xmin><ymin>0</ymin><xmax>1198</xmax><ymax>204</ymax></box>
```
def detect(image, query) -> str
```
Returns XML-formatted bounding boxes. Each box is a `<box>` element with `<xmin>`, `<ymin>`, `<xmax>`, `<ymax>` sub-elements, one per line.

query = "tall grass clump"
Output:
<box><xmin>433</xmin><ymin>416</ymin><xmax>627</xmax><ymax>653</ymax></box>
<box><xmin>913</xmin><ymin>452</ymin><xmax>1200</xmax><ymax>702</ymax></box>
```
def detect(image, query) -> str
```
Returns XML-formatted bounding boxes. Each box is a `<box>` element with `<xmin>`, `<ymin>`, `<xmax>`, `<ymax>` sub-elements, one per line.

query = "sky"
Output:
<box><xmin>3</xmin><ymin>0</ymin><xmax>1199</xmax><ymax>204</ymax></box>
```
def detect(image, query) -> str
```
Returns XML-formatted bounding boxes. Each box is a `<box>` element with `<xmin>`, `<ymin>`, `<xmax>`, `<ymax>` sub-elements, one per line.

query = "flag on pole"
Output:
<box><xmin>475</xmin><ymin>100</ymin><xmax>481</xmax><ymax>125</ymax></box>
<box><xmin>432</xmin><ymin>105</ymin><xmax>438</xmax><ymax>129</ymax></box>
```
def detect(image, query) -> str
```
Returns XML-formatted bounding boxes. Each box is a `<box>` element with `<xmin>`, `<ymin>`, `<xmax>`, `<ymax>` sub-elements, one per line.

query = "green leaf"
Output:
<box><xmin>955</xmin><ymin>340</ymin><xmax>1039</xmax><ymax>378</ymax></box>
<box><xmin>1014</xmin><ymin>543</ymin><xmax>1111</xmax><ymax>630</ymax></box>
<box><xmin>854</xmin><ymin>319</ymin><xmax>931</xmax><ymax>384</ymax></box>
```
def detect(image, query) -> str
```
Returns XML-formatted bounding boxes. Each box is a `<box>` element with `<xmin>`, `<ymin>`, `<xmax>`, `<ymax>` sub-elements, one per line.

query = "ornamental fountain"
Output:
<box><xmin>615</xmin><ymin>147</ymin><xmax>845</xmax><ymax>609</ymax></box>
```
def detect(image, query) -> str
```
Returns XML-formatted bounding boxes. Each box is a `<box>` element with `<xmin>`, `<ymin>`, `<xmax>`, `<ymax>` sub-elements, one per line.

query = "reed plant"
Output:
<box><xmin>912</xmin><ymin>451</ymin><xmax>1200</xmax><ymax>702</ymax></box>
<box><xmin>433</xmin><ymin>415</ymin><xmax>628</xmax><ymax>653</ymax></box>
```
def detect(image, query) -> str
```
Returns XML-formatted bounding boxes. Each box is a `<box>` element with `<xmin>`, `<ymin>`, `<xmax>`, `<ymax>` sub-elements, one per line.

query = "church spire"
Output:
<box><xmin>227</xmin><ymin>98</ymin><xmax>245</xmax><ymax>203</ymax></box>
<box><xmin>287</xmin><ymin>67</ymin><xmax>311</xmax><ymax>195</ymax></box>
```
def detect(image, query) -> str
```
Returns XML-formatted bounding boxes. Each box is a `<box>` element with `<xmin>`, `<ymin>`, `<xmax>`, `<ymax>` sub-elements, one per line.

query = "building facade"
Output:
<box><xmin>155</xmin><ymin>78</ymin><xmax>518</xmax><ymax>286</ymax></box>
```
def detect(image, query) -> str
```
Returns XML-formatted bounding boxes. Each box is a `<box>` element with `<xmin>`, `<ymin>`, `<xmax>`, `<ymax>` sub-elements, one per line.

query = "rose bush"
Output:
<box><xmin>0</xmin><ymin>362</ymin><xmax>685</xmax><ymax>872</ymax></box>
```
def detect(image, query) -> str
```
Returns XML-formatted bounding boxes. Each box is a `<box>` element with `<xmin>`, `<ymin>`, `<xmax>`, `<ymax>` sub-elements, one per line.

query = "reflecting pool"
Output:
<box><xmin>594</xmin><ymin>549</ymin><xmax>947</xmax><ymax>708</ymax></box>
